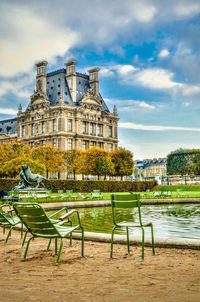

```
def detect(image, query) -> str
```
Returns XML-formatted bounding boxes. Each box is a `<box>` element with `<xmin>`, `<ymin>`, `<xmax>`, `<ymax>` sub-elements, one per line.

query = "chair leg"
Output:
<box><xmin>81</xmin><ymin>227</ymin><xmax>84</xmax><ymax>257</ymax></box>
<box><xmin>5</xmin><ymin>226</ymin><xmax>13</xmax><ymax>243</ymax></box>
<box><xmin>110</xmin><ymin>226</ymin><xmax>116</xmax><ymax>258</ymax></box>
<box><xmin>56</xmin><ymin>238</ymin><xmax>63</xmax><ymax>264</ymax></box>
<box><xmin>22</xmin><ymin>230</ymin><xmax>28</xmax><ymax>247</ymax></box>
<box><xmin>70</xmin><ymin>233</ymin><xmax>72</xmax><ymax>246</ymax></box>
<box><xmin>47</xmin><ymin>239</ymin><xmax>52</xmax><ymax>251</ymax></box>
<box><xmin>20</xmin><ymin>223</ymin><xmax>23</xmax><ymax>239</ymax></box>
<box><xmin>150</xmin><ymin>224</ymin><xmax>155</xmax><ymax>256</ymax></box>
<box><xmin>24</xmin><ymin>236</ymin><xmax>34</xmax><ymax>259</ymax></box>
<box><xmin>55</xmin><ymin>238</ymin><xmax>57</xmax><ymax>254</ymax></box>
<box><xmin>141</xmin><ymin>228</ymin><xmax>145</xmax><ymax>260</ymax></box>
<box><xmin>126</xmin><ymin>227</ymin><xmax>130</xmax><ymax>254</ymax></box>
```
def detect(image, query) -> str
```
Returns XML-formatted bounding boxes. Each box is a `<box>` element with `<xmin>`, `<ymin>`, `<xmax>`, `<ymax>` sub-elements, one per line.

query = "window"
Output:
<box><xmin>108</xmin><ymin>143</ymin><xmax>113</xmax><ymax>151</ymax></box>
<box><xmin>53</xmin><ymin>119</ymin><xmax>56</xmax><ymax>131</ymax></box>
<box><xmin>42</xmin><ymin>140</ymin><xmax>45</xmax><ymax>146</ymax></box>
<box><xmin>90</xmin><ymin>123</ymin><xmax>94</xmax><ymax>135</ymax></box>
<box><xmin>90</xmin><ymin>141</ymin><xmax>95</xmax><ymax>147</ymax></box>
<box><xmin>83</xmin><ymin>121</ymin><xmax>86</xmax><ymax>134</ymax></box>
<box><xmin>42</xmin><ymin>121</ymin><xmax>45</xmax><ymax>133</ymax></box>
<box><xmin>109</xmin><ymin>126</ymin><xmax>112</xmax><ymax>137</ymax></box>
<box><xmin>82</xmin><ymin>140</ymin><xmax>87</xmax><ymax>150</ymax></box>
<box><xmin>22</xmin><ymin>125</ymin><xmax>25</xmax><ymax>137</ymax></box>
<box><xmin>53</xmin><ymin>138</ymin><xmax>56</xmax><ymax>147</ymax></box>
<box><xmin>31</xmin><ymin>142</ymin><xmax>34</xmax><ymax>148</ymax></box>
<box><xmin>68</xmin><ymin>112</ymin><xmax>72</xmax><ymax>117</ymax></box>
<box><xmin>67</xmin><ymin>138</ymin><xmax>72</xmax><ymax>150</ymax></box>
<box><xmin>68</xmin><ymin>119</ymin><xmax>72</xmax><ymax>132</ymax></box>
<box><xmin>97</xmin><ymin>124</ymin><xmax>101</xmax><ymax>136</ymax></box>
<box><xmin>31</xmin><ymin>123</ymin><xmax>35</xmax><ymax>135</ymax></box>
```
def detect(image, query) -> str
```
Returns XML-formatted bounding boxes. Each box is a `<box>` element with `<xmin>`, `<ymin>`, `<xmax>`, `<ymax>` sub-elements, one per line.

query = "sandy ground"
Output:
<box><xmin>0</xmin><ymin>229</ymin><xmax>199</xmax><ymax>302</ymax></box>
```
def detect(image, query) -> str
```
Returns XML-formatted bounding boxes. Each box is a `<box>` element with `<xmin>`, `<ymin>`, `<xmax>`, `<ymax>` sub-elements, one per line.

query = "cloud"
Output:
<box><xmin>158</xmin><ymin>49</ymin><xmax>170</xmax><ymax>58</ymax></box>
<box><xmin>182</xmin><ymin>85</ymin><xmax>200</xmax><ymax>97</ymax></box>
<box><xmin>114</xmin><ymin>65</ymin><xmax>138</xmax><ymax>76</ymax></box>
<box><xmin>174</xmin><ymin>2</ymin><xmax>200</xmax><ymax>17</ymax></box>
<box><xmin>0</xmin><ymin>74</ymin><xmax>34</xmax><ymax>99</ymax></box>
<box><xmin>135</xmin><ymin>68</ymin><xmax>183</xmax><ymax>89</ymax></box>
<box><xmin>0</xmin><ymin>3</ymin><xmax>78</xmax><ymax>77</ymax></box>
<box><xmin>104</xmin><ymin>98</ymin><xmax>157</xmax><ymax>111</ymax></box>
<box><xmin>0</xmin><ymin>108</ymin><xmax>18</xmax><ymax>115</ymax></box>
<box><xmin>119</xmin><ymin>122</ymin><xmax>200</xmax><ymax>132</ymax></box>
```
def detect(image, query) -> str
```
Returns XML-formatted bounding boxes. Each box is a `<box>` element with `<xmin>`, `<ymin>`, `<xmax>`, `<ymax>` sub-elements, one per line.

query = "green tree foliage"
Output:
<box><xmin>167</xmin><ymin>148</ymin><xmax>200</xmax><ymax>175</ymax></box>
<box><xmin>110</xmin><ymin>148</ymin><xmax>134</xmax><ymax>179</ymax></box>
<box><xmin>63</xmin><ymin>149</ymin><xmax>85</xmax><ymax>179</ymax></box>
<box><xmin>32</xmin><ymin>146</ymin><xmax>64</xmax><ymax>179</ymax></box>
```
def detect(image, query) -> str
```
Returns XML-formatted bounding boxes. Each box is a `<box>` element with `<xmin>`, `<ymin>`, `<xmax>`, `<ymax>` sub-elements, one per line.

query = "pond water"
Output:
<box><xmin>50</xmin><ymin>204</ymin><xmax>200</xmax><ymax>239</ymax></box>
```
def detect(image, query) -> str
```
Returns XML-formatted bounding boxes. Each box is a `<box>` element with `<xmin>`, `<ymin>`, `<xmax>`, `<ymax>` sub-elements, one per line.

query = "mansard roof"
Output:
<box><xmin>46</xmin><ymin>69</ymin><xmax>110</xmax><ymax>112</ymax></box>
<box><xmin>0</xmin><ymin>118</ymin><xmax>17</xmax><ymax>134</ymax></box>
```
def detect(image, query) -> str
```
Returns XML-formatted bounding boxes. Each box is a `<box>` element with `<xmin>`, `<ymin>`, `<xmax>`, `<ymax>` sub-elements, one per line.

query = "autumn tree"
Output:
<box><xmin>63</xmin><ymin>149</ymin><xmax>86</xmax><ymax>179</ymax></box>
<box><xmin>0</xmin><ymin>143</ymin><xmax>46</xmax><ymax>178</ymax></box>
<box><xmin>31</xmin><ymin>146</ymin><xmax>64</xmax><ymax>179</ymax></box>
<box><xmin>84</xmin><ymin>147</ymin><xmax>114</xmax><ymax>179</ymax></box>
<box><xmin>110</xmin><ymin>148</ymin><xmax>134</xmax><ymax>180</ymax></box>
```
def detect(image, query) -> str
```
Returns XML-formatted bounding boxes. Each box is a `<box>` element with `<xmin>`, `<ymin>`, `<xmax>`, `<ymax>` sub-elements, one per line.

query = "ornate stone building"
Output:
<box><xmin>0</xmin><ymin>60</ymin><xmax>119</xmax><ymax>153</ymax></box>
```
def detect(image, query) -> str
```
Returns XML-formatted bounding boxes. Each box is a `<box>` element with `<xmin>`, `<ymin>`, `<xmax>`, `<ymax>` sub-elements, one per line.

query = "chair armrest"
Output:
<box><xmin>49</xmin><ymin>207</ymin><xmax>68</xmax><ymax>218</ymax></box>
<box><xmin>59</xmin><ymin>209</ymin><xmax>77</xmax><ymax>221</ymax></box>
<box><xmin>0</xmin><ymin>204</ymin><xmax>7</xmax><ymax>208</ymax></box>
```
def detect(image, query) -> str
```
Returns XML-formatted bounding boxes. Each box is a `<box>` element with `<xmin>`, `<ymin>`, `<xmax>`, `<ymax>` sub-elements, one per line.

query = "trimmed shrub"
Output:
<box><xmin>0</xmin><ymin>178</ymin><xmax>156</xmax><ymax>193</ymax></box>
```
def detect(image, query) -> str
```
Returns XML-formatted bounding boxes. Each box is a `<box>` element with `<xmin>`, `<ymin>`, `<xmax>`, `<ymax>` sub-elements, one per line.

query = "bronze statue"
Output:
<box><xmin>14</xmin><ymin>164</ymin><xmax>45</xmax><ymax>190</ymax></box>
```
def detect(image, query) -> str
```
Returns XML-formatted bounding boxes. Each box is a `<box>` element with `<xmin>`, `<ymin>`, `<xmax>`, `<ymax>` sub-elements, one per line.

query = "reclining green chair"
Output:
<box><xmin>0</xmin><ymin>204</ymin><xmax>24</xmax><ymax>243</ymax></box>
<box><xmin>13</xmin><ymin>202</ymin><xmax>84</xmax><ymax>264</ymax></box>
<box><xmin>110</xmin><ymin>193</ymin><xmax>155</xmax><ymax>260</ymax></box>
<box><xmin>91</xmin><ymin>189</ymin><xmax>103</xmax><ymax>200</ymax></box>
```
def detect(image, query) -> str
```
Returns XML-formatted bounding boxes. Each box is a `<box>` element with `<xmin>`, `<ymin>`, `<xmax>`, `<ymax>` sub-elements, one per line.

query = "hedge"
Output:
<box><xmin>0</xmin><ymin>178</ymin><xmax>156</xmax><ymax>193</ymax></box>
<box><xmin>156</xmin><ymin>185</ymin><xmax>200</xmax><ymax>192</ymax></box>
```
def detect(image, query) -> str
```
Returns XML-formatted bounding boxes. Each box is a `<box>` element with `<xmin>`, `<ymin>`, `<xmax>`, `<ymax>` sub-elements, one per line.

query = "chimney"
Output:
<box><xmin>65</xmin><ymin>60</ymin><xmax>77</xmax><ymax>103</ymax></box>
<box><xmin>88</xmin><ymin>67</ymin><xmax>100</xmax><ymax>96</ymax></box>
<box><xmin>35</xmin><ymin>61</ymin><xmax>48</xmax><ymax>95</ymax></box>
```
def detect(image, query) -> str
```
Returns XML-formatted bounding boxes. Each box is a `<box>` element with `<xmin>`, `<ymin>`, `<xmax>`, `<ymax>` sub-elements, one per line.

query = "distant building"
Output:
<box><xmin>134</xmin><ymin>158</ymin><xmax>167</xmax><ymax>180</ymax></box>
<box><xmin>143</xmin><ymin>158</ymin><xmax>167</xmax><ymax>178</ymax></box>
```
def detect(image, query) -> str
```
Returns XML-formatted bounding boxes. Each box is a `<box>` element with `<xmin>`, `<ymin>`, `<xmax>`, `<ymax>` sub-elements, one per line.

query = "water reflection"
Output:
<box><xmin>75</xmin><ymin>204</ymin><xmax>200</xmax><ymax>239</ymax></box>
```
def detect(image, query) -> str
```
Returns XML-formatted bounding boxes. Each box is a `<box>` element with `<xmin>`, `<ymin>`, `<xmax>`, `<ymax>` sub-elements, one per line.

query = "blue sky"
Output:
<box><xmin>0</xmin><ymin>0</ymin><xmax>200</xmax><ymax>159</ymax></box>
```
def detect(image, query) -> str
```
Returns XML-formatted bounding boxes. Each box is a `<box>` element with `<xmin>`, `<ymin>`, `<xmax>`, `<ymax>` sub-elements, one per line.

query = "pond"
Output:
<box><xmin>50</xmin><ymin>204</ymin><xmax>200</xmax><ymax>240</ymax></box>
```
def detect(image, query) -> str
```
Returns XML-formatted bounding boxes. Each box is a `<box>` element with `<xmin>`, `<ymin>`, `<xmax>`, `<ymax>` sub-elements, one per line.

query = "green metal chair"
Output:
<box><xmin>0</xmin><ymin>204</ymin><xmax>24</xmax><ymax>243</ymax></box>
<box><xmin>110</xmin><ymin>193</ymin><xmax>155</xmax><ymax>260</ymax></box>
<box><xmin>91</xmin><ymin>190</ymin><xmax>103</xmax><ymax>200</ymax></box>
<box><xmin>13</xmin><ymin>202</ymin><xmax>84</xmax><ymax>264</ymax></box>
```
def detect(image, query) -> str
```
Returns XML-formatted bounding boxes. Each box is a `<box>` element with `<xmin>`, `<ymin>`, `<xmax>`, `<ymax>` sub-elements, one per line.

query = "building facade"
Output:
<box><xmin>0</xmin><ymin>60</ymin><xmax>119</xmax><ymax>153</ymax></box>
<box><xmin>134</xmin><ymin>158</ymin><xmax>167</xmax><ymax>180</ymax></box>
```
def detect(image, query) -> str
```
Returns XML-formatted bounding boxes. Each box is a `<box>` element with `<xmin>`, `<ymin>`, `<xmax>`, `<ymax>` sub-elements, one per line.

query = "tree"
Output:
<box><xmin>63</xmin><ymin>149</ymin><xmax>85</xmax><ymax>179</ymax></box>
<box><xmin>110</xmin><ymin>148</ymin><xmax>134</xmax><ymax>180</ymax></box>
<box><xmin>0</xmin><ymin>143</ymin><xmax>46</xmax><ymax>178</ymax></box>
<box><xmin>84</xmin><ymin>147</ymin><xmax>114</xmax><ymax>179</ymax></box>
<box><xmin>31</xmin><ymin>146</ymin><xmax>64</xmax><ymax>179</ymax></box>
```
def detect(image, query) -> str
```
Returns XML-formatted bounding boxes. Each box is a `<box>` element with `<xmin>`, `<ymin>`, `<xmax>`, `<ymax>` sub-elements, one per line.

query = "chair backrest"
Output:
<box><xmin>66</xmin><ymin>190</ymin><xmax>73</xmax><ymax>194</ymax></box>
<box><xmin>13</xmin><ymin>202</ymin><xmax>59</xmax><ymax>237</ymax></box>
<box><xmin>111</xmin><ymin>193</ymin><xmax>142</xmax><ymax>225</ymax></box>
<box><xmin>0</xmin><ymin>208</ymin><xmax>17</xmax><ymax>225</ymax></box>
<box><xmin>93</xmin><ymin>189</ymin><xmax>100</xmax><ymax>193</ymax></box>
<box><xmin>58</xmin><ymin>190</ymin><xmax>64</xmax><ymax>194</ymax></box>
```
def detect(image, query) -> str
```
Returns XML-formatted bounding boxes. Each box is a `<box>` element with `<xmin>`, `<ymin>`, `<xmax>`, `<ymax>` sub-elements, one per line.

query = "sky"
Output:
<box><xmin>0</xmin><ymin>0</ymin><xmax>200</xmax><ymax>160</ymax></box>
